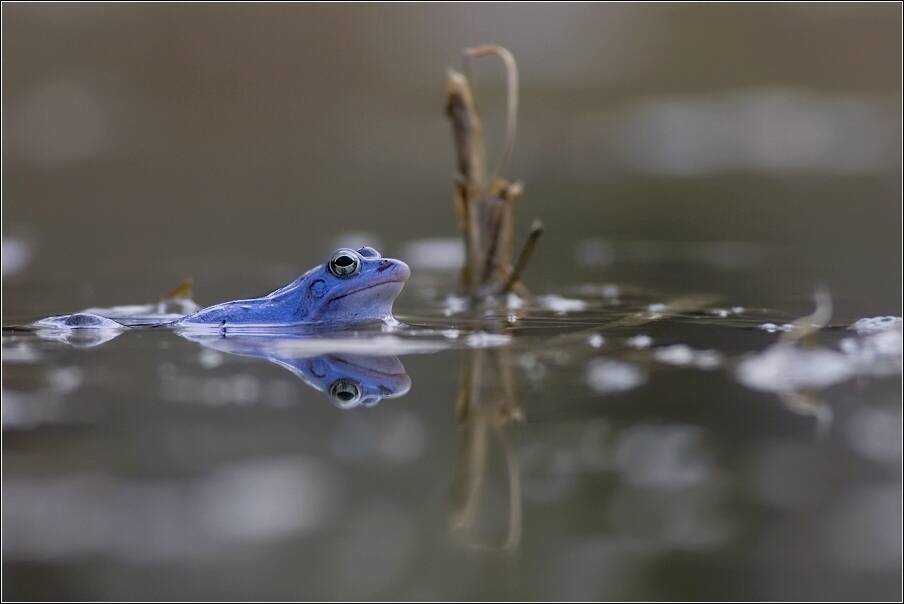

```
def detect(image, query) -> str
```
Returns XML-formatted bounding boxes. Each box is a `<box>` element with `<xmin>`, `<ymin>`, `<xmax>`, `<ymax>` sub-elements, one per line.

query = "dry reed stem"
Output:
<box><xmin>446</xmin><ymin>46</ymin><xmax>540</xmax><ymax>298</ymax></box>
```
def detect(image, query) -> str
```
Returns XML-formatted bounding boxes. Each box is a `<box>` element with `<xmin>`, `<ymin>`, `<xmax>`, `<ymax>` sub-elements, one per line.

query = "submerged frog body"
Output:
<box><xmin>30</xmin><ymin>247</ymin><xmax>410</xmax><ymax>331</ymax></box>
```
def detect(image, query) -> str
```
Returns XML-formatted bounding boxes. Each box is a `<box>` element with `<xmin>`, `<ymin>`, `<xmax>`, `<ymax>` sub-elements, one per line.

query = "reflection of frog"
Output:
<box><xmin>29</xmin><ymin>247</ymin><xmax>410</xmax><ymax>330</ymax></box>
<box><xmin>179</xmin><ymin>331</ymin><xmax>411</xmax><ymax>408</ymax></box>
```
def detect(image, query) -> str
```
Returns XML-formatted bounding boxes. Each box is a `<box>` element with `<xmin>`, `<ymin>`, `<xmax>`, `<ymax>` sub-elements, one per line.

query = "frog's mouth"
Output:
<box><xmin>330</xmin><ymin>261</ymin><xmax>410</xmax><ymax>300</ymax></box>
<box><xmin>320</xmin><ymin>260</ymin><xmax>410</xmax><ymax>321</ymax></box>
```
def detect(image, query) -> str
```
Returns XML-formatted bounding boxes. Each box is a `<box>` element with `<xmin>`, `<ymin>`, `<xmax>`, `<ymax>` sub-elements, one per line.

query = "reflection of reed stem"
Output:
<box><xmin>451</xmin><ymin>354</ymin><xmax>489</xmax><ymax>529</ymax></box>
<box><xmin>493</xmin><ymin>422</ymin><xmax>522</xmax><ymax>553</ymax></box>
<box><xmin>450</xmin><ymin>349</ymin><xmax>523</xmax><ymax>554</ymax></box>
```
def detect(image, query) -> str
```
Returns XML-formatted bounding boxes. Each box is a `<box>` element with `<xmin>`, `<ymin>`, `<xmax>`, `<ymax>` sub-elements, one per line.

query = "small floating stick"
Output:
<box><xmin>160</xmin><ymin>278</ymin><xmax>194</xmax><ymax>301</ymax></box>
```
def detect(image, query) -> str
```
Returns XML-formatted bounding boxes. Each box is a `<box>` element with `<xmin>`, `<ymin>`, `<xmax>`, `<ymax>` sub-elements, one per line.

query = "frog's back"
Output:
<box><xmin>26</xmin><ymin>247</ymin><xmax>410</xmax><ymax>333</ymax></box>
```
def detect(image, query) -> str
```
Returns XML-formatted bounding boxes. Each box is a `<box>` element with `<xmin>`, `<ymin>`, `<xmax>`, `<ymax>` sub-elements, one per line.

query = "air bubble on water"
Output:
<box><xmin>443</xmin><ymin>295</ymin><xmax>469</xmax><ymax>316</ymax></box>
<box><xmin>538</xmin><ymin>295</ymin><xmax>588</xmax><ymax>315</ymax></box>
<box><xmin>587</xmin><ymin>333</ymin><xmax>605</xmax><ymax>348</ymax></box>
<box><xmin>709</xmin><ymin>307</ymin><xmax>744</xmax><ymax>318</ymax></box>
<box><xmin>849</xmin><ymin>316</ymin><xmax>902</xmax><ymax>336</ymax></box>
<box><xmin>506</xmin><ymin>293</ymin><xmax>524</xmax><ymax>309</ymax></box>
<box><xmin>839</xmin><ymin>329</ymin><xmax>903</xmax><ymax>376</ymax></box>
<box><xmin>579</xmin><ymin>283</ymin><xmax>621</xmax><ymax>301</ymax></box>
<box><xmin>586</xmin><ymin>359</ymin><xmax>647</xmax><ymax>394</ymax></box>
<box><xmin>736</xmin><ymin>345</ymin><xmax>854</xmax><ymax>392</ymax></box>
<box><xmin>695</xmin><ymin>350</ymin><xmax>722</xmax><ymax>369</ymax></box>
<box><xmin>759</xmin><ymin>323</ymin><xmax>794</xmax><ymax>333</ymax></box>
<box><xmin>519</xmin><ymin>354</ymin><xmax>547</xmax><ymax>383</ymax></box>
<box><xmin>653</xmin><ymin>344</ymin><xmax>695</xmax><ymax>366</ymax></box>
<box><xmin>627</xmin><ymin>335</ymin><xmax>652</xmax><ymax>349</ymax></box>
<box><xmin>465</xmin><ymin>332</ymin><xmax>512</xmax><ymax>348</ymax></box>
<box><xmin>654</xmin><ymin>345</ymin><xmax>722</xmax><ymax>370</ymax></box>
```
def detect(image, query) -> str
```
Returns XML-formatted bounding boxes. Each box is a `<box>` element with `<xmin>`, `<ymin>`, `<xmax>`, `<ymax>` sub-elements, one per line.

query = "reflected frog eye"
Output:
<box><xmin>329</xmin><ymin>379</ymin><xmax>363</xmax><ymax>408</ymax></box>
<box><xmin>328</xmin><ymin>250</ymin><xmax>361</xmax><ymax>278</ymax></box>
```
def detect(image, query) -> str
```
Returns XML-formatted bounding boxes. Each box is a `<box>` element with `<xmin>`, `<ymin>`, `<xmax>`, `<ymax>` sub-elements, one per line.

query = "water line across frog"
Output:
<box><xmin>30</xmin><ymin>247</ymin><xmax>411</xmax><ymax>332</ymax></box>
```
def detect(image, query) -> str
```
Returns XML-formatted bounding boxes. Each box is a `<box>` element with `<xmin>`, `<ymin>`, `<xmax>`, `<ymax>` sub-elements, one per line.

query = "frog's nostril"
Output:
<box><xmin>377</xmin><ymin>260</ymin><xmax>391</xmax><ymax>272</ymax></box>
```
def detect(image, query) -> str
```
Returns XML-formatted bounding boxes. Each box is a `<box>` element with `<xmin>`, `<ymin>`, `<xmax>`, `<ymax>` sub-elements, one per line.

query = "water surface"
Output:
<box><xmin>2</xmin><ymin>4</ymin><xmax>901</xmax><ymax>600</ymax></box>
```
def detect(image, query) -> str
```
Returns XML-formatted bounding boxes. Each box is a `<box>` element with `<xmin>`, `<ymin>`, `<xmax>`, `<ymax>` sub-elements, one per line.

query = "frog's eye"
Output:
<box><xmin>329</xmin><ymin>379</ymin><xmax>362</xmax><ymax>408</ymax></box>
<box><xmin>328</xmin><ymin>250</ymin><xmax>361</xmax><ymax>278</ymax></box>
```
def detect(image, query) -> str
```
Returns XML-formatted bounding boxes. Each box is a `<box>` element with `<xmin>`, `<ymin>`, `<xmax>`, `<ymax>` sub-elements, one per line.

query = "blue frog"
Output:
<box><xmin>22</xmin><ymin>247</ymin><xmax>413</xmax><ymax>406</ymax></box>
<box><xmin>29</xmin><ymin>247</ymin><xmax>410</xmax><ymax>331</ymax></box>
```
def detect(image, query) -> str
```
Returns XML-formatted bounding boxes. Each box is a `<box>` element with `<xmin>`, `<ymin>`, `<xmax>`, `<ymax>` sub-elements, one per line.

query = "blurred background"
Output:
<box><xmin>2</xmin><ymin>3</ymin><xmax>902</xmax><ymax>601</ymax></box>
<box><xmin>3</xmin><ymin>3</ymin><xmax>901</xmax><ymax>316</ymax></box>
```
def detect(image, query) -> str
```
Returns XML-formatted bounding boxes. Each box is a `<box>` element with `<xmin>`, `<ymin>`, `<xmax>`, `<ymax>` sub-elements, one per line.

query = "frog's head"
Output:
<box><xmin>300</xmin><ymin>247</ymin><xmax>410</xmax><ymax>325</ymax></box>
<box><xmin>175</xmin><ymin>246</ymin><xmax>410</xmax><ymax>327</ymax></box>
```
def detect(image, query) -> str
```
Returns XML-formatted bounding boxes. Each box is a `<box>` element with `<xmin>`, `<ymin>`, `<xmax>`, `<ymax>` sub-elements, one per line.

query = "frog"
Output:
<box><xmin>28</xmin><ymin>247</ymin><xmax>410</xmax><ymax>332</ymax></box>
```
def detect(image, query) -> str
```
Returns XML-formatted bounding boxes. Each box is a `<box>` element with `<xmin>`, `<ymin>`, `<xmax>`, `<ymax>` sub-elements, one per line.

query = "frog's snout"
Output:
<box><xmin>380</xmin><ymin>258</ymin><xmax>411</xmax><ymax>282</ymax></box>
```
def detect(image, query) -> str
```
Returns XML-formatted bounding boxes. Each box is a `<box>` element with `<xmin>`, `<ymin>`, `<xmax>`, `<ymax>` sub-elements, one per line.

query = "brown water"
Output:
<box><xmin>3</xmin><ymin>4</ymin><xmax>902</xmax><ymax>601</ymax></box>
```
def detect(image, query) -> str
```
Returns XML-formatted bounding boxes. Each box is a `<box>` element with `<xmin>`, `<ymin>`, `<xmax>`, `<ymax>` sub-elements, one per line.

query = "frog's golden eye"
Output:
<box><xmin>328</xmin><ymin>250</ymin><xmax>361</xmax><ymax>278</ymax></box>
<box><xmin>329</xmin><ymin>379</ymin><xmax>362</xmax><ymax>408</ymax></box>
